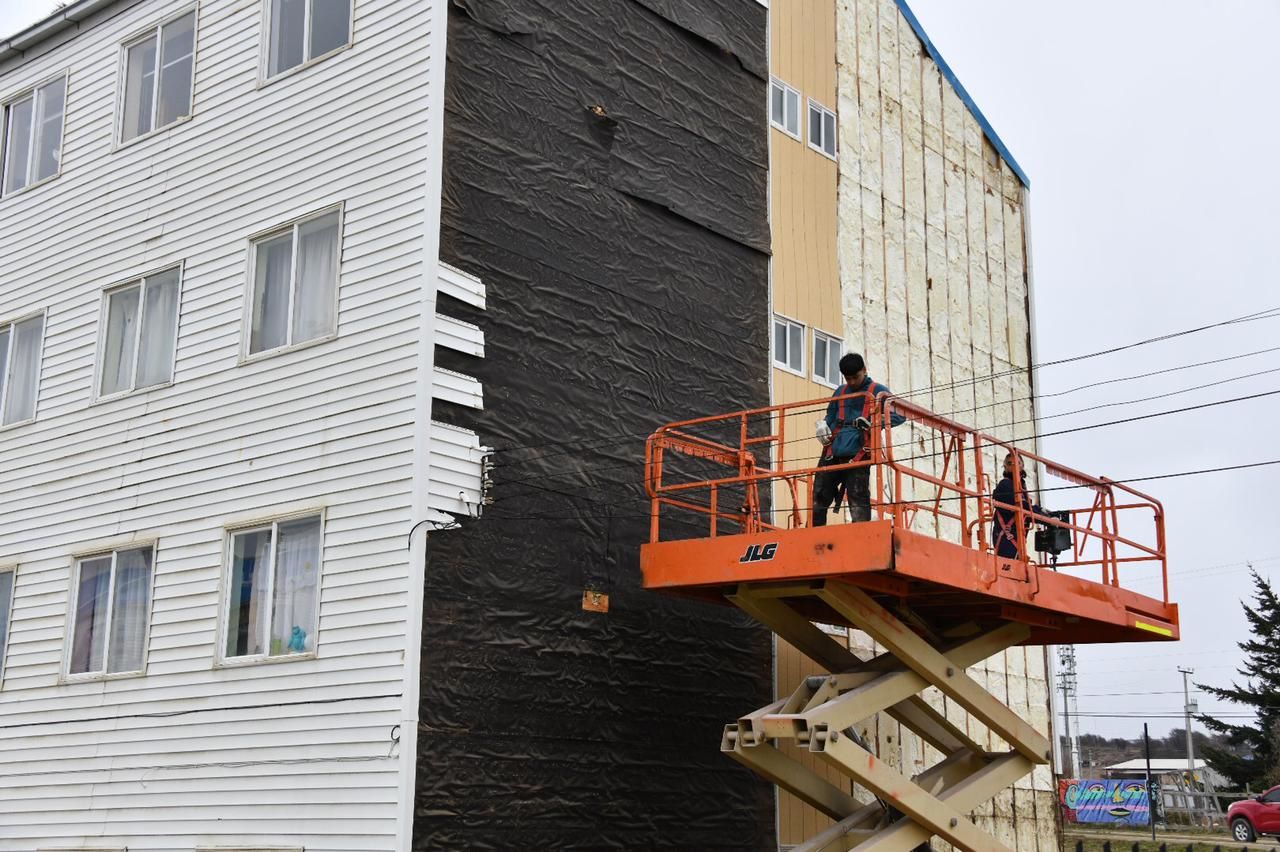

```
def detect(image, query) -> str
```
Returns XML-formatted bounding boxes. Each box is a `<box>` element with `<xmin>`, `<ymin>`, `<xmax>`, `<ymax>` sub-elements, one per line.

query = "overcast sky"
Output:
<box><xmin>908</xmin><ymin>0</ymin><xmax>1280</xmax><ymax>747</ymax></box>
<box><xmin>3</xmin><ymin>0</ymin><xmax>1274</xmax><ymax>753</ymax></box>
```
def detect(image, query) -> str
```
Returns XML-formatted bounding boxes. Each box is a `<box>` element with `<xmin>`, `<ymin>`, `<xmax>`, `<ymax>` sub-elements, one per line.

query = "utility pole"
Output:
<box><xmin>1144</xmin><ymin>723</ymin><xmax>1157</xmax><ymax>840</ymax></box>
<box><xmin>1058</xmin><ymin>645</ymin><xmax>1078</xmax><ymax>777</ymax></box>
<box><xmin>1179</xmin><ymin>666</ymin><xmax>1198</xmax><ymax>822</ymax></box>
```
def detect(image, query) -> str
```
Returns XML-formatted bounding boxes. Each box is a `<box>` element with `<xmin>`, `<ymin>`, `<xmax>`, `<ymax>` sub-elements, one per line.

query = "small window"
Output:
<box><xmin>2</xmin><ymin>75</ymin><xmax>67</xmax><ymax>195</ymax></box>
<box><xmin>1264</xmin><ymin>789</ymin><xmax>1280</xmax><ymax>804</ymax></box>
<box><xmin>0</xmin><ymin>567</ymin><xmax>14</xmax><ymax>682</ymax></box>
<box><xmin>68</xmin><ymin>546</ymin><xmax>155</xmax><ymax>677</ymax></box>
<box><xmin>224</xmin><ymin>514</ymin><xmax>322</xmax><ymax>660</ymax></box>
<box><xmin>248</xmin><ymin>209</ymin><xmax>341</xmax><ymax>355</ymax></box>
<box><xmin>99</xmin><ymin>268</ymin><xmax>182</xmax><ymax>398</ymax></box>
<box><xmin>267</xmin><ymin>0</ymin><xmax>353</xmax><ymax>78</ymax></box>
<box><xmin>808</xmin><ymin>98</ymin><xmax>837</xmax><ymax>159</ymax></box>
<box><xmin>121</xmin><ymin>11</ymin><xmax>196</xmax><ymax>143</ymax></box>
<box><xmin>772</xmin><ymin>315</ymin><xmax>805</xmax><ymax>375</ymax></box>
<box><xmin>0</xmin><ymin>313</ymin><xmax>45</xmax><ymax>427</ymax></box>
<box><xmin>813</xmin><ymin>331</ymin><xmax>843</xmax><ymax>387</ymax></box>
<box><xmin>769</xmin><ymin>78</ymin><xmax>801</xmax><ymax>139</ymax></box>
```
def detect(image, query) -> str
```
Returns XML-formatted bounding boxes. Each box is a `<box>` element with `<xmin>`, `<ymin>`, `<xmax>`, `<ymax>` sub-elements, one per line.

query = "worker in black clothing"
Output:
<box><xmin>991</xmin><ymin>452</ymin><xmax>1043</xmax><ymax>559</ymax></box>
<box><xmin>812</xmin><ymin>353</ymin><xmax>903</xmax><ymax>526</ymax></box>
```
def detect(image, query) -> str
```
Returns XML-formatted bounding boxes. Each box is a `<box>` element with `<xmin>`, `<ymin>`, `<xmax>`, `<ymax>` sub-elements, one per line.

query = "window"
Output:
<box><xmin>769</xmin><ymin>78</ymin><xmax>801</xmax><ymax>139</ymax></box>
<box><xmin>808</xmin><ymin>98</ymin><xmax>837</xmax><ymax>159</ymax></box>
<box><xmin>248</xmin><ymin>209</ymin><xmax>341</xmax><ymax>355</ymax></box>
<box><xmin>68</xmin><ymin>547</ymin><xmax>154</xmax><ymax>677</ymax></box>
<box><xmin>772</xmin><ymin>315</ymin><xmax>805</xmax><ymax>375</ymax></box>
<box><xmin>121</xmin><ymin>11</ymin><xmax>196</xmax><ymax>143</ymax></box>
<box><xmin>0</xmin><ymin>567</ymin><xmax>13</xmax><ymax>682</ymax></box>
<box><xmin>99</xmin><ymin>268</ymin><xmax>182</xmax><ymax>398</ymax></box>
<box><xmin>224</xmin><ymin>514</ymin><xmax>322</xmax><ymax>659</ymax></box>
<box><xmin>0</xmin><ymin>313</ymin><xmax>45</xmax><ymax>427</ymax></box>
<box><xmin>267</xmin><ymin>0</ymin><xmax>352</xmax><ymax>78</ymax></box>
<box><xmin>813</xmin><ymin>330</ymin><xmax>843</xmax><ymax>387</ymax></box>
<box><xmin>1263</xmin><ymin>789</ymin><xmax>1280</xmax><ymax>804</ymax></box>
<box><xmin>2</xmin><ymin>75</ymin><xmax>66</xmax><ymax>195</ymax></box>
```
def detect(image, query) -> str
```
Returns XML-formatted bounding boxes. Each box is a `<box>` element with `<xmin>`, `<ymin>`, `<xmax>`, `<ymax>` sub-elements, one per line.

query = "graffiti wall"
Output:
<box><xmin>1060</xmin><ymin>779</ymin><xmax>1152</xmax><ymax>825</ymax></box>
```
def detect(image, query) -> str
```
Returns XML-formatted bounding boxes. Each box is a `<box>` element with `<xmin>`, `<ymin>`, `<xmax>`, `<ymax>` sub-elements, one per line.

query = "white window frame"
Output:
<box><xmin>217</xmin><ymin>510</ymin><xmax>325</xmax><ymax>667</ymax></box>
<box><xmin>115</xmin><ymin>7</ymin><xmax>200</xmax><ymax>148</ymax></box>
<box><xmin>0</xmin><ymin>309</ymin><xmax>48</xmax><ymax>430</ymax></box>
<box><xmin>0</xmin><ymin>565</ymin><xmax>15</xmax><ymax>690</ymax></box>
<box><xmin>0</xmin><ymin>71</ymin><xmax>69</xmax><ymax>198</ymax></box>
<box><xmin>93</xmin><ymin>264</ymin><xmax>184</xmax><ymax>402</ymax></box>
<box><xmin>772</xmin><ymin>314</ymin><xmax>806</xmax><ymax>377</ymax></box>
<box><xmin>807</xmin><ymin>97</ymin><xmax>837</xmax><ymax>160</ymax></box>
<box><xmin>769</xmin><ymin>77</ymin><xmax>801</xmax><ymax>141</ymax></box>
<box><xmin>62</xmin><ymin>544</ymin><xmax>157</xmax><ymax>682</ymax></box>
<box><xmin>241</xmin><ymin>204</ymin><xmax>343</xmax><ymax>361</ymax></box>
<box><xmin>259</xmin><ymin>0</ymin><xmax>356</xmax><ymax>85</ymax></box>
<box><xmin>812</xmin><ymin>329</ymin><xmax>843</xmax><ymax>388</ymax></box>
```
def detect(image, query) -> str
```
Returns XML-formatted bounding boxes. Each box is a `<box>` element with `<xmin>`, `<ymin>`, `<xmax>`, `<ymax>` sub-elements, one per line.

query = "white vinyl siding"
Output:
<box><xmin>0</xmin><ymin>313</ymin><xmax>45</xmax><ymax>426</ymax></box>
<box><xmin>267</xmin><ymin>0</ymin><xmax>353</xmax><ymax>78</ymax></box>
<box><xmin>773</xmin><ymin>315</ymin><xmax>805</xmax><ymax>375</ymax></box>
<box><xmin>120</xmin><ymin>10</ymin><xmax>196</xmax><ymax>143</ymax></box>
<box><xmin>2</xmin><ymin>75</ymin><xmax>66</xmax><ymax>195</ymax></box>
<box><xmin>813</xmin><ymin>330</ymin><xmax>842</xmax><ymax>387</ymax></box>
<box><xmin>769</xmin><ymin>77</ymin><xmax>800</xmax><ymax>139</ymax></box>
<box><xmin>222</xmin><ymin>513</ymin><xmax>322</xmax><ymax>660</ymax></box>
<box><xmin>807</xmin><ymin>98</ymin><xmax>837</xmax><ymax>159</ymax></box>
<box><xmin>98</xmin><ymin>267</ymin><xmax>182</xmax><ymax>397</ymax></box>
<box><xmin>247</xmin><ymin>208</ymin><xmax>341</xmax><ymax>355</ymax></box>
<box><xmin>67</xmin><ymin>546</ymin><xmax>154</xmax><ymax>677</ymax></box>
<box><xmin>0</xmin><ymin>0</ymin><xmax>444</xmax><ymax>846</ymax></box>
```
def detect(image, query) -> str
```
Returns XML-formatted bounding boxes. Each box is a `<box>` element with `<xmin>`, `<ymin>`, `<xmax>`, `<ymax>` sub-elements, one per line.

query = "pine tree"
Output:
<box><xmin>1196</xmin><ymin>569</ymin><xmax>1280</xmax><ymax>790</ymax></box>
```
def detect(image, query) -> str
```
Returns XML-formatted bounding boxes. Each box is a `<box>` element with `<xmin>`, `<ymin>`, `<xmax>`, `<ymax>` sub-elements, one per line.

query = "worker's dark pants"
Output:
<box><xmin>812</xmin><ymin>456</ymin><xmax>870</xmax><ymax>526</ymax></box>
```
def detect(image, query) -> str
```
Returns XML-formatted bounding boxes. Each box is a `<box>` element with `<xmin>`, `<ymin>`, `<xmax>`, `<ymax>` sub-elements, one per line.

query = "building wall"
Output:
<box><xmin>415</xmin><ymin>0</ymin><xmax>775</xmax><ymax>848</ymax></box>
<box><xmin>768</xmin><ymin>0</ymin><xmax>1057</xmax><ymax>849</ymax></box>
<box><xmin>0</xmin><ymin>1</ymin><xmax>455</xmax><ymax>848</ymax></box>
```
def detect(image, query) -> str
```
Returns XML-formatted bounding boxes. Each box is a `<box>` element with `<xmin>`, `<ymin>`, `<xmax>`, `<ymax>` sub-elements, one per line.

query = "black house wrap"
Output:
<box><xmin>416</xmin><ymin>0</ymin><xmax>773</xmax><ymax>848</ymax></box>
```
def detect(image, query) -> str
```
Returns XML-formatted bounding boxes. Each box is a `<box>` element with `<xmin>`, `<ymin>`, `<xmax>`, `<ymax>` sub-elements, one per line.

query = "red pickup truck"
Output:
<box><xmin>1230</xmin><ymin>785</ymin><xmax>1280</xmax><ymax>842</ymax></box>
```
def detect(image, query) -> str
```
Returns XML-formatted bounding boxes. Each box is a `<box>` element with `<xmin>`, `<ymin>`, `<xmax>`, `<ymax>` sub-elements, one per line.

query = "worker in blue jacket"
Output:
<box><xmin>991</xmin><ymin>452</ymin><xmax>1044</xmax><ymax>559</ymax></box>
<box><xmin>812</xmin><ymin>353</ymin><xmax>904</xmax><ymax>526</ymax></box>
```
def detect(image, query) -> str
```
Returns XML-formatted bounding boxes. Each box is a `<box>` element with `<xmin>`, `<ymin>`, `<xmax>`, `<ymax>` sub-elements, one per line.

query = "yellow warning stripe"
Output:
<box><xmin>1134</xmin><ymin>620</ymin><xmax>1174</xmax><ymax>637</ymax></box>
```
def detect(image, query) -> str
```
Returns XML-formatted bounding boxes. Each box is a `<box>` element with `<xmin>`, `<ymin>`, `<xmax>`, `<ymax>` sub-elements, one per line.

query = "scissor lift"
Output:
<box><xmin>641</xmin><ymin>391</ymin><xmax>1178</xmax><ymax>852</ymax></box>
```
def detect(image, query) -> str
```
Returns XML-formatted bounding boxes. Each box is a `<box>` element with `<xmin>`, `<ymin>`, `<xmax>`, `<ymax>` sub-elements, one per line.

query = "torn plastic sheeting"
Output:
<box><xmin>628</xmin><ymin>0</ymin><xmax>768</xmax><ymax>80</ymax></box>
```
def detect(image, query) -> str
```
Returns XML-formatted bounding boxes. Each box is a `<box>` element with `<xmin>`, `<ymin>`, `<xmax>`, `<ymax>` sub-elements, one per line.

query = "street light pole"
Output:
<box><xmin>1178</xmin><ymin>666</ymin><xmax>1198</xmax><ymax>821</ymax></box>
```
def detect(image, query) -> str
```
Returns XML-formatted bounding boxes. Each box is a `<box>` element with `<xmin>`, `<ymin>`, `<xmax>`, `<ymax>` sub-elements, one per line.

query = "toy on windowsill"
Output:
<box><xmin>288</xmin><ymin>625</ymin><xmax>308</xmax><ymax>653</ymax></box>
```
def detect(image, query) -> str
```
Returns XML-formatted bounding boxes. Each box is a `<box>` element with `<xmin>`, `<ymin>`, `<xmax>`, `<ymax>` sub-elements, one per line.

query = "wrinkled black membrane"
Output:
<box><xmin>415</xmin><ymin>0</ymin><xmax>773</xmax><ymax>848</ymax></box>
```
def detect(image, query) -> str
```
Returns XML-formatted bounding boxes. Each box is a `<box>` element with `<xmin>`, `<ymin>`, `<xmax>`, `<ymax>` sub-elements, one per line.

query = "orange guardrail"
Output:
<box><xmin>644</xmin><ymin>391</ymin><xmax>1169</xmax><ymax>603</ymax></box>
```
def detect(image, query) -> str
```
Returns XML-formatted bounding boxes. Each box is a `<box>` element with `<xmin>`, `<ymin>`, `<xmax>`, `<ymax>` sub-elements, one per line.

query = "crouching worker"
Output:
<box><xmin>812</xmin><ymin>353</ymin><xmax>903</xmax><ymax>526</ymax></box>
<box><xmin>992</xmin><ymin>452</ymin><xmax>1044</xmax><ymax>559</ymax></box>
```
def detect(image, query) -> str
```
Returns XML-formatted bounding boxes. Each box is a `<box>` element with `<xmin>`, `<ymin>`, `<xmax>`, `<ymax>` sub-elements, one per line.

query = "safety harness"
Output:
<box><xmin>994</xmin><ymin>474</ymin><xmax>1031</xmax><ymax>558</ymax></box>
<box><xmin>824</xmin><ymin>380</ymin><xmax>878</xmax><ymax>462</ymax></box>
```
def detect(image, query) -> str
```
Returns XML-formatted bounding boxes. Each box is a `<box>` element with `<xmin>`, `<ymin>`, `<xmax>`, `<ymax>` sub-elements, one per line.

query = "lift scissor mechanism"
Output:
<box><xmin>641</xmin><ymin>390</ymin><xmax>1179</xmax><ymax>852</ymax></box>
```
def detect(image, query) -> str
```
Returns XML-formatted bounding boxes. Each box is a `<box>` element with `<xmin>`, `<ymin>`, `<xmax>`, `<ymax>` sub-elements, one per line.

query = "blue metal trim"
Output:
<box><xmin>893</xmin><ymin>0</ymin><xmax>1030</xmax><ymax>188</ymax></box>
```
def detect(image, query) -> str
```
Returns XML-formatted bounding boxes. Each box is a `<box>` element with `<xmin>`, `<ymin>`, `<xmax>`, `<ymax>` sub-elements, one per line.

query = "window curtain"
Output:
<box><xmin>157</xmin><ymin>14</ymin><xmax>195</xmax><ymax>127</ymax></box>
<box><xmin>101</xmin><ymin>286</ymin><xmax>140</xmax><ymax>396</ymax></box>
<box><xmin>123</xmin><ymin>35</ymin><xmax>157</xmax><ymax>141</ymax></box>
<box><xmin>270</xmin><ymin>0</ymin><xmax>307</xmax><ymax>75</ymax></box>
<box><xmin>0</xmin><ymin>571</ymin><xmax>13</xmax><ymax>674</ymax></box>
<box><xmin>137</xmin><ymin>271</ymin><xmax>180</xmax><ymax>388</ymax></box>
<box><xmin>70</xmin><ymin>557</ymin><xmax>112</xmax><ymax>674</ymax></box>
<box><xmin>34</xmin><ymin>78</ymin><xmax>65</xmax><ymax>182</ymax></box>
<box><xmin>251</xmin><ymin>235</ymin><xmax>293</xmax><ymax>353</ymax></box>
<box><xmin>3</xmin><ymin>97</ymin><xmax>34</xmax><ymax>194</ymax></box>
<box><xmin>4</xmin><ymin>315</ymin><xmax>43</xmax><ymax>424</ymax></box>
<box><xmin>227</xmin><ymin>530</ymin><xmax>271</xmax><ymax>657</ymax></box>
<box><xmin>108</xmin><ymin>548</ymin><xmax>153</xmax><ymax>673</ymax></box>
<box><xmin>270</xmin><ymin>517</ymin><xmax>320</xmax><ymax>655</ymax></box>
<box><xmin>293</xmin><ymin>213</ymin><xmax>339</xmax><ymax>342</ymax></box>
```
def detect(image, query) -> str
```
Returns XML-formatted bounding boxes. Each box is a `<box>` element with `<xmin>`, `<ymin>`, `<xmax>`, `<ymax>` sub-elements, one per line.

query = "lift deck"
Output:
<box><xmin>641</xmin><ymin>391</ymin><xmax>1178</xmax><ymax>852</ymax></box>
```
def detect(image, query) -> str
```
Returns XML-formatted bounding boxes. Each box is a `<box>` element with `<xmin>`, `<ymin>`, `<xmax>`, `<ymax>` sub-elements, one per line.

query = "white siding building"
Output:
<box><xmin>0</xmin><ymin>1</ymin><xmax>481</xmax><ymax>849</ymax></box>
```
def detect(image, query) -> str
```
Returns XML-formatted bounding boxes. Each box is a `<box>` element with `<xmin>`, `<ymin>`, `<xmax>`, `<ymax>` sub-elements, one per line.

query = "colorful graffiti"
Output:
<box><xmin>1059</xmin><ymin>779</ymin><xmax>1151</xmax><ymax>825</ymax></box>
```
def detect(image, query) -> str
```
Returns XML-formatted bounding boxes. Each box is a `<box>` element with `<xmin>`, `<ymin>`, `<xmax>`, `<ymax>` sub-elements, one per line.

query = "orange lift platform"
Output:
<box><xmin>641</xmin><ymin>390</ymin><xmax>1178</xmax><ymax>852</ymax></box>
